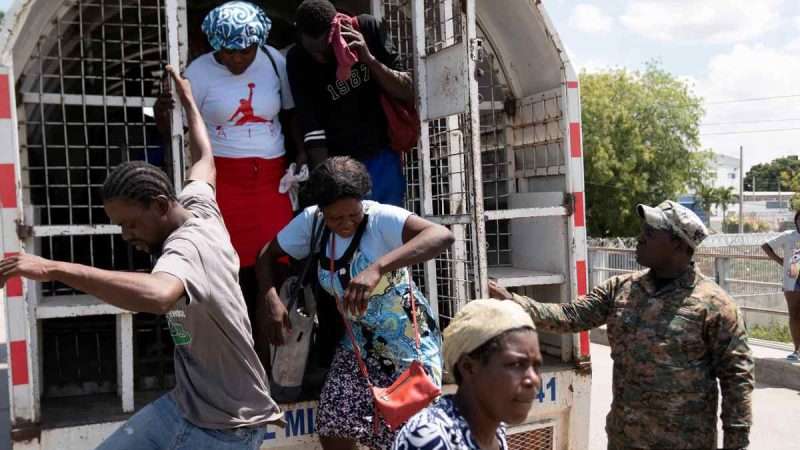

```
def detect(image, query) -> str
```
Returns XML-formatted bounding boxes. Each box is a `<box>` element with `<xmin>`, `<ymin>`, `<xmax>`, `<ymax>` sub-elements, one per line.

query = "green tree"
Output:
<box><xmin>744</xmin><ymin>155</ymin><xmax>800</xmax><ymax>191</ymax></box>
<box><xmin>581</xmin><ymin>63</ymin><xmax>710</xmax><ymax>236</ymax></box>
<box><xmin>694</xmin><ymin>183</ymin><xmax>720</xmax><ymax>224</ymax></box>
<box><xmin>716</xmin><ymin>186</ymin><xmax>736</xmax><ymax>220</ymax></box>
<box><xmin>694</xmin><ymin>185</ymin><xmax>735</xmax><ymax>226</ymax></box>
<box><xmin>779</xmin><ymin>171</ymin><xmax>800</xmax><ymax>211</ymax></box>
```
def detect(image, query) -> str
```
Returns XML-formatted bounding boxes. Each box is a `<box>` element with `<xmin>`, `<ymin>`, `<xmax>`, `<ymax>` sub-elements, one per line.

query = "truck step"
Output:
<box><xmin>488</xmin><ymin>266</ymin><xmax>564</xmax><ymax>287</ymax></box>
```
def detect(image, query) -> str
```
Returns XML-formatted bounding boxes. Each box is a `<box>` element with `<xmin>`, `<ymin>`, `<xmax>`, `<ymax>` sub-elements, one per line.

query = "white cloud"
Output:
<box><xmin>785</xmin><ymin>16</ymin><xmax>800</xmax><ymax>50</ymax></box>
<box><xmin>620</xmin><ymin>0</ymin><xmax>783</xmax><ymax>43</ymax></box>
<box><xmin>696</xmin><ymin>44</ymin><xmax>800</xmax><ymax>170</ymax></box>
<box><xmin>568</xmin><ymin>4</ymin><xmax>614</xmax><ymax>34</ymax></box>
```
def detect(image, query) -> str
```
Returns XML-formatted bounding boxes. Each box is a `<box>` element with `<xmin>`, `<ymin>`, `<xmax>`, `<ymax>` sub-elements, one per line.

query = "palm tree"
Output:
<box><xmin>715</xmin><ymin>187</ymin><xmax>736</xmax><ymax>223</ymax></box>
<box><xmin>695</xmin><ymin>184</ymin><xmax>720</xmax><ymax>225</ymax></box>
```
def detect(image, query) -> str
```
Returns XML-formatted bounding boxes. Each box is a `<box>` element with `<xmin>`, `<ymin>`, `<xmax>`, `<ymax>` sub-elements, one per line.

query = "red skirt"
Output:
<box><xmin>214</xmin><ymin>156</ymin><xmax>294</xmax><ymax>267</ymax></box>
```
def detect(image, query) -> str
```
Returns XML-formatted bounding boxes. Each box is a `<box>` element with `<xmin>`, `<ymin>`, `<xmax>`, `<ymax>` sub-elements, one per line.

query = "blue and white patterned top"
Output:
<box><xmin>393</xmin><ymin>395</ymin><xmax>508</xmax><ymax>450</ymax></box>
<box><xmin>277</xmin><ymin>201</ymin><xmax>443</xmax><ymax>384</ymax></box>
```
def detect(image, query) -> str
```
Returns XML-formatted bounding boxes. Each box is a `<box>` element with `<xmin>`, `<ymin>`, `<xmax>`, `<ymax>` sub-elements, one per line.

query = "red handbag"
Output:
<box><xmin>329</xmin><ymin>239</ymin><xmax>440</xmax><ymax>432</ymax></box>
<box><xmin>380</xmin><ymin>93</ymin><xmax>420</xmax><ymax>154</ymax></box>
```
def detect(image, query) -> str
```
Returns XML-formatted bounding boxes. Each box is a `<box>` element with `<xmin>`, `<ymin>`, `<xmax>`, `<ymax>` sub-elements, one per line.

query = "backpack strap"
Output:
<box><xmin>261</xmin><ymin>45</ymin><xmax>283</xmax><ymax>109</ymax></box>
<box><xmin>318</xmin><ymin>215</ymin><xmax>369</xmax><ymax>289</ymax></box>
<box><xmin>299</xmin><ymin>210</ymin><xmax>323</xmax><ymax>285</ymax></box>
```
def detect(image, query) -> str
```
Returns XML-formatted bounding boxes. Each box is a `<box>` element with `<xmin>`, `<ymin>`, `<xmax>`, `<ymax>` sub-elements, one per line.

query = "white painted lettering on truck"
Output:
<box><xmin>265</xmin><ymin>406</ymin><xmax>316</xmax><ymax>441</ymax></box>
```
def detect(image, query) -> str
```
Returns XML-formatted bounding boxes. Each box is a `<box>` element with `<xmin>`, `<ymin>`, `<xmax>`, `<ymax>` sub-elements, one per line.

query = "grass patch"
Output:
<box><xmin>749</xmin><ymin>324</ymin><xmax>793</xmax><ymax>343</ymax></box>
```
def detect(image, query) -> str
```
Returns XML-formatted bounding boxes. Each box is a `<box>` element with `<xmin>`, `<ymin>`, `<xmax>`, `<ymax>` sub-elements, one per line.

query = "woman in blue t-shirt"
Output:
<box><xmin>256</xmin><ymin>156</ymin><xmax>453</xmax><ymax>449</ymax></box>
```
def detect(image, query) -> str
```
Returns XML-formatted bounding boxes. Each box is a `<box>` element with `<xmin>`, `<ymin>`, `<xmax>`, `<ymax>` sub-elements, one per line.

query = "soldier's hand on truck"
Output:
<box><xmin>488</xmin><ymin>279</ymin><xmax>513</xmax><ymax>301</ymax></box>
<box><xmin>343</xmin><ymin>264</ymin><xmax>381</xmax><ymax>316</ymax></box>
<box><xmin>0</xmin><ymin>252</ymin><xmax>56</xmax><ymax>286</ymax></box>
<box><xmin>258</xmin><ymin>289</ymin><xmax>292</xmax><ymax>346</ymax></box>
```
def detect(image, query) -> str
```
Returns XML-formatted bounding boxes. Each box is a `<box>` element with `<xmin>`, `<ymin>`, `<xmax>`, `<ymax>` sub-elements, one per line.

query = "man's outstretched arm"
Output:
<box><xmin>165</xmin><ymin>65</ymin><xmax>216</xmax><ymax>188</ymax></box>
<box><xmin>0</xmin><ymin>253</ymin><xmax>184</xmax><ymax>315</ymax></box>
<box><xmin>490</xmin><ymin>279</ymin><xmax>614</xmax><ymax>333</ymax></box>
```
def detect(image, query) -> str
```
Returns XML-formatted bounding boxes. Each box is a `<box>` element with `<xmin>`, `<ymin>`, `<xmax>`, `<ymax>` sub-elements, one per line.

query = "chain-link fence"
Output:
<box><xmin>588</xmin><ymin>233</ymin><xmax>788</xmax><ymax>331</ymax></box>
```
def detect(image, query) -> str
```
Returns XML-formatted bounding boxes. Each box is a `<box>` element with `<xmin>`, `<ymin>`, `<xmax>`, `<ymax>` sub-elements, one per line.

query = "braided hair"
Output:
<box><xmin>309</xmin><ymin>156</ymin><xmax>372</xmax><ymax>208</ymax></box>
<box><xmin>102</xmin><ymin>161</ymin><xmax>177</xmax><ymax>205</ymax></box>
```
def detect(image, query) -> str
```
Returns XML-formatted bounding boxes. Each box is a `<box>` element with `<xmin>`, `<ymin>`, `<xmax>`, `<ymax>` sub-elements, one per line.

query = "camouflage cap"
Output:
<box><xmin>637</xmin><ymin>200</ymin><xmax>708</xmax><ymax>249</ymax></box>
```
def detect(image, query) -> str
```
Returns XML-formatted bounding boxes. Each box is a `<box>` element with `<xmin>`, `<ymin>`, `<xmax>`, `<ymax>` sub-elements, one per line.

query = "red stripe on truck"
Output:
<box><xmin>4</xmin><ymin>275</ymin><xmax>22</xmax><ymax>298</ymax></box>
<box><xmin>3</xmin><ymin>252</ymin><xmax>22</xmax><ymax>297</ymax></box>
<box><xmin>10</xmin><ymin>340</ymin><xmax>29</xmax><ymax>386</ymax></box>
<box><xmin>573</xmin><ymin>192</ymin><xmax>585</xmax><ymax>227</ymax></box>
<box><xmin>579</xmin><ymin>331</ymin><xmax>590</xmax><ymax>357</ymax></box>
<box><xmin>569</xmin><ymin>123</ymin><xmax>582</xmax><ymax>158</ymax></box>
<box><xmin>0</xmin><ymin>74</ymin><xmax>10</xmax><ymax>119</ymax></box>
<box><xmin>567</xmin><ymin>81</ymin><xmax>578</xmax><ymax>89</ymax></box>
<box><xmin>576</xmin><ymin>260</ymin><xmax>587</xmax><ymax>296</ymax></box>
<box><xmin>0</xmin><ymin>164</ymin><xmax>16</xmax><ymax>208</ymax></box>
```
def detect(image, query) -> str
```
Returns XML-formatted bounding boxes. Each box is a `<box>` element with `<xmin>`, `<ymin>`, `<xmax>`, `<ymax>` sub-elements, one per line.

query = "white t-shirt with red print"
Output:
<box><xmin>766</xmin><ymin>230</ymin><xmax>800</xmax><ymax>292</ymax></box>
<box><xmin>185</xmin><ymin>46</ymin><xmax>295</xmax><ymax>159</ymax></box>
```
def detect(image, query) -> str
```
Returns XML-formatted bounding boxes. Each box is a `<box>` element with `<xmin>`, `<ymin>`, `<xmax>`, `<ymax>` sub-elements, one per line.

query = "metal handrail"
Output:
<box><xmin>738</xmin><ymin>305</ymin><xmax>789</xmax><ymax>316</ymax></box>
<box><xmin>588</xmin><ymin>246</ymin><xmax>773</xmax><ymax>261</ymax></box>
<box><xmin>725</xmin><ymin>278</ymin><xmax>782</xmax><ymax>287</ymax></box>
<box><xmin>588</xmin><ymin>248</ymin><xmax>791</xmax><ymax>345</ymax></box>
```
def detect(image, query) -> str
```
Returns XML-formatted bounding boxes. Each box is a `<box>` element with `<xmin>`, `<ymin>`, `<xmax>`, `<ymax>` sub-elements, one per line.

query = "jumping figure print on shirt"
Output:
<box><xmin>789</xmin><ymin>247</ymin><xmax>800</xmax><ymax>291</ymax></box>
<box><xmin>229</xmin><ymin>82</ymin><xmax>272</xmax><ymax>126</ymax></box>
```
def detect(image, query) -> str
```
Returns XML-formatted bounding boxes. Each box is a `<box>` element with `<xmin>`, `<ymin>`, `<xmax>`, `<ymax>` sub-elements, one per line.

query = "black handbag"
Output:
<box><xmin>269</xmin><ymin>212</ymin><xmax>325</xmax><ymax>402</ymax></box>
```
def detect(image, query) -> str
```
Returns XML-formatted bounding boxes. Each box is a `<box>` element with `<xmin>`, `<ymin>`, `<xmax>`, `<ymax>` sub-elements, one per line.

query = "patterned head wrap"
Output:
<box><xmin>202</xmin><ymin>1</ymin><xmax>272</xmax><ymax>51</ymax></box>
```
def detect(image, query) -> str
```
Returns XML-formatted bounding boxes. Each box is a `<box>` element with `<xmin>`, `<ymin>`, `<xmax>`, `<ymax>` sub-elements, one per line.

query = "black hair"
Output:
<box><xmin>794</xmin><ymin>210</ymin><xmax>800</xmax><ymax>231</ymax></box>
<box><xmin>452</xmin><ymin>326</ymin><xmax>536</xmax><ymax>385</ymax></box>
<box><xmin>309</xmin><ymin>156</ymin><xmax>372</xmax><ymax>208</ymax></box>
<box><xmin>295</xmin><ymin>0</ymin><xmax>337</xmax><ymax>38</ymax></box>
<box><xmin>102</xmin><ymin>160</ymin><xmax>177</xmax><ymax>205</ymax></box>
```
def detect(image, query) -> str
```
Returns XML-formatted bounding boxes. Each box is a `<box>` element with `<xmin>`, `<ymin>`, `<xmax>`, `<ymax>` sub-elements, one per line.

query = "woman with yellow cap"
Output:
<box><xmin>393</xmin><ymin>300</ymin><xmax>542</xmax><ymax>450</ymax></box>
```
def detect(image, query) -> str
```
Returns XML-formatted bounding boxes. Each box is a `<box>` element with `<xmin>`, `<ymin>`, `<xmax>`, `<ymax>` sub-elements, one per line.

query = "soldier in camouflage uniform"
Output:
<box><xmin>490</xmin><ymin>200</ymin><xmax>754</xmax><ymax>450</ymax></box>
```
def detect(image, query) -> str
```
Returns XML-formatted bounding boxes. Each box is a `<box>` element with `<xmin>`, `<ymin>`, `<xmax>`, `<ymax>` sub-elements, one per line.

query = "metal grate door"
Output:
<box><xmin>14</xmin><ymin>0</ymin><xmax>186</xmax><ymax>420</ymax></box>
<box><xmin>378</xmin><ymin>0</ymin><xmax>487</xmax><ymax>325</ymax></box>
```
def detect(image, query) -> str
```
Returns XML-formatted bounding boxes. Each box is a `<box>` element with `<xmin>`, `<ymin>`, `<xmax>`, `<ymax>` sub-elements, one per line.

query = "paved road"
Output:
<box><xmin>588</xmin><ymin>342</ymin><xmax>800</xmax><ymax>450</ymax></box>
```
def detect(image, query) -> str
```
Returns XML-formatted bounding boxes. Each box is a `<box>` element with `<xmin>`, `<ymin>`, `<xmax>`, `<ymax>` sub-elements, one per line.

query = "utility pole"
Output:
<box><xmin>738</xmin><ymin>146</ymin><xmax>744</xmax><ymax>234</ymax></box>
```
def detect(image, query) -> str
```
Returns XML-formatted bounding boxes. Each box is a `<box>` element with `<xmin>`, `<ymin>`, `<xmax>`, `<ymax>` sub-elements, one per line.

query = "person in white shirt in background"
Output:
<box><xmin>762</xmin><ymin>210</ymin><xmax>800</xmax><ymax>360</ymax></box>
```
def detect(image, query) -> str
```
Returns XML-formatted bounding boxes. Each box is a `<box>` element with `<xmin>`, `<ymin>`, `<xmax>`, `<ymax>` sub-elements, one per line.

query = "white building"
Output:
<box><xmin>711</xmin><ymin>153</ymin><xmax>740</xmax><ymax>191</ymax></box>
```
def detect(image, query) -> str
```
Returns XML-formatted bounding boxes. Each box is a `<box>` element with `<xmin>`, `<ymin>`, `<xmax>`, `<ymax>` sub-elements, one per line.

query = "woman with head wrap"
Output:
<box><xmin>157</xmin><ymin>1</ymin><xmax>298</xmax><ymax>367</ymax></box>
<box><xmin>393</xmin><ymin>300</ymin><xmax>542</xmax><ymax>450</ymax></box>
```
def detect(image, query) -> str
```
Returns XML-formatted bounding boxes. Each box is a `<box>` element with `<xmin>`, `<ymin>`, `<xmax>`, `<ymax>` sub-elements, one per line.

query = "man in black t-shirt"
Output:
<box><xmin>287</xmin><ymin>0</ymin><xmax>413</xmax><ymax>206</ymax></box>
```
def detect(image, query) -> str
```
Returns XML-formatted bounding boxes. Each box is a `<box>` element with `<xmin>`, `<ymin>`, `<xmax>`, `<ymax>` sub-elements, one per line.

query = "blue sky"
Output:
<box><xmin>546</xmin><ymin>0</ymin><xmax>800</xmax><ymax>172</ymax></box>
<box><xmin>1</xmin><ymin>0</ymin><xmax>797</xmax><ymax>171</ymax></box>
